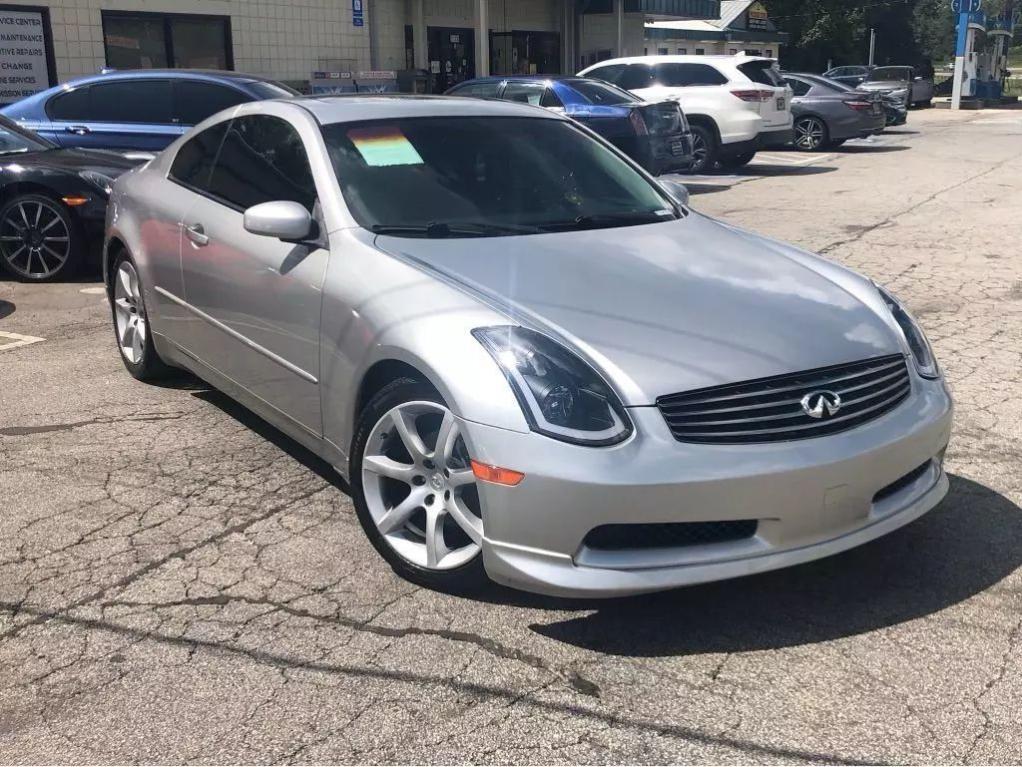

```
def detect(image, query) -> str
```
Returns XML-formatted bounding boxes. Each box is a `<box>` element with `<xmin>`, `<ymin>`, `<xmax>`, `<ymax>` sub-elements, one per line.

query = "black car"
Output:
<box><xmin>446</xmin><ymin>76</ymin><xmax>694</xmax><ymax>175</ymax></box>
<box><xmin>0</xmin><ymin>116</ymin><xmax>140</xmax><ymax>281</ymax></box>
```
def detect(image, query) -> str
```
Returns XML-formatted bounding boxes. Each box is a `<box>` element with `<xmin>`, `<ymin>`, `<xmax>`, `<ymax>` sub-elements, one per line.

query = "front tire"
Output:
<box><xmin>0</xmin><ymin>194</ymin><xmax>81</xmax><ymax>282</ymax></box>
<box><xmin>110</xmin><ymin>251</ymin><xmax>172</xmax><ymax>381</ymax></box>
<box><xmin>351</xmin><ymin>378</ymin><xmax>487</xmax><ymax>592</ymax></box>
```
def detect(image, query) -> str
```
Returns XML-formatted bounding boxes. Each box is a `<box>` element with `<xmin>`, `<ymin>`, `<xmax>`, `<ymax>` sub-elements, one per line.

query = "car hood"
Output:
<box><xmin>374</xmin><ymin>214</ymin><xmax>902</xmax><ymax>406</ymax></box>
<box><xmin>15</xmin><ymin>148</ymin><xmax>141</xmax><ymax>176</ymax></box>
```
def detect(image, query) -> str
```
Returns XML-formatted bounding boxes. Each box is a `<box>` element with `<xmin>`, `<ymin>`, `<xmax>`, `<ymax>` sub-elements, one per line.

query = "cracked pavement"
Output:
<box><xmin>1</xmin><ymin>109</ymin><xmax>1020</xmax><ymax>764</ymax></box>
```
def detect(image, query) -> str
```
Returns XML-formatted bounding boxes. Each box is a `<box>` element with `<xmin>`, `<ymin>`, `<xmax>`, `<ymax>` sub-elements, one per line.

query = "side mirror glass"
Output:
<box><xmin>659</xmin><ymin>179</ymin><xmax>690</xmax><ymax>207</ymax></box>
<box><xmin>243</xmin><ymin>200</ymin><xmax>312</xmax><ymax>242</ymax></box>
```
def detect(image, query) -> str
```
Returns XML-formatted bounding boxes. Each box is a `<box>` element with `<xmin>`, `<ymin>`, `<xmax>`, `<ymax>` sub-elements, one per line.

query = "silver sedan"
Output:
<box><xmin>103</xmin><ymin>96</ymin><xmax>952</xmax><ymax>597</ymax></box>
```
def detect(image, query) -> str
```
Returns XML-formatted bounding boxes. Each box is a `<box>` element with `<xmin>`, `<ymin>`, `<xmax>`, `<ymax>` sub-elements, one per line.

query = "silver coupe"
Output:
<box><xmin>104</xmin><ymin>95</ymin><xmax>952</xmax><ymax>597</ymax></box>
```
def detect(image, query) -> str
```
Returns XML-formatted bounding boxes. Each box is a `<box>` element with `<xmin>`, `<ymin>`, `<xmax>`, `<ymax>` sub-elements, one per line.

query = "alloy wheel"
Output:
<box><xmin>0</xmin><ymin>198</ymin><xmax>71</xmax><ymax>280</ymax></box>
<box><xmin>361</xmin><ymin>401</ymin><xmax>483</xmax><ymax>570</ymax></box>
<box><xmin>690</xmin><ymin>132</ymin><xmax>709</xmax><ymax>172</ymax></box>
<box><xmin>113</xmin><ymin>260</ymin><xmax>147</xmax><ymax>365</ymax></box>
<box><xmin>794</xmin><ymin>117</ymin><xmax>826</xmax><ymax>151</ymax></box>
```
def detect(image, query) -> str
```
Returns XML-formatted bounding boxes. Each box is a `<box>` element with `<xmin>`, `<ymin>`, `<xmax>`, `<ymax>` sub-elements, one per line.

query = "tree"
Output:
<box><xmin>913</xmin><ymin>0</ymin><xmax>956</xmax><ymax>65</ymax></box>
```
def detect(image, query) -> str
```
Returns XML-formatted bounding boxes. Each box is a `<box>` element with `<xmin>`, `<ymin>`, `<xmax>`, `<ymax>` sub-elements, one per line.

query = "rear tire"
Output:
<box><xmin>351</xmin><ymin>378</ymin><xmax>488</xmax><ymax>593</ymax></box>
<box><xmin>793</xmin><ymin>115</ymin><xmax>828</xmax><ymax>152</ymax></box>
<box><xmin>685</xmin><ymin>124</ymin><xmax>718</xmax><ymax>175</ymax></box>
<box><xmin>110</xmin><ymin>250</ymin><xmax>173</xmax><ymax>382</ymax></box>
<box><xmin>718</xmin><ymin>150</ymin><xmax>756</xmax><ymax>169</ymax></box>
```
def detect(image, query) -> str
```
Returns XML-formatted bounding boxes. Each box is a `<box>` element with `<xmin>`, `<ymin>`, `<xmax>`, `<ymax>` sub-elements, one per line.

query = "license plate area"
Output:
<box><xmin>776</xmin><ymin>97</ymin><xmax>785</xmax><ymax>110</ymax></box>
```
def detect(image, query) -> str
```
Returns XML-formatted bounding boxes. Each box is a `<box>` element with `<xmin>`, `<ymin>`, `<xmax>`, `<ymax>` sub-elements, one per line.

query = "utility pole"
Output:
<box><xmin>868</xmin><ymin>28</ymin><xmax>876</xmax><ymax>66</ymax></box>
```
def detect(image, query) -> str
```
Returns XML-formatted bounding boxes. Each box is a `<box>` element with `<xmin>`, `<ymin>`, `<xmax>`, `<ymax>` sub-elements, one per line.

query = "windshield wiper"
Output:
<box><xmin>371</xmin><ymin>221</ymin><xmax>542</xmax><ymax>238</ymax></box>
<box><xmin>538</xmin><ymin>210</ymin><xmax>675</xmax><ymax>232</ymax></box>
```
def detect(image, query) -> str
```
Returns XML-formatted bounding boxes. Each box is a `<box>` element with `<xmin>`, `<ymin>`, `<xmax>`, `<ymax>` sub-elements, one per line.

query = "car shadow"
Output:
<box><xmin>837</xmin><ymin>144</ymin><xmax>911</xmax><ymax>154</ymax></box>
<box><xmin>730</xmin><ymin>164</ymin><xmax>837</xmax><ymax>178</ymax></box>
<box><xmin>685</xmin><ymin>183</ymin><xmax>733</xmax><ymax>196</ymax></box>
<box><xmin>0</xmin><ymin>299</ymin><xmax>14</xmax><ymax>320</ymax></box>
<box><xmin>527</xmin><ymin>474</ymin><xmax>1022</xmax><ymax>656</ymax></box>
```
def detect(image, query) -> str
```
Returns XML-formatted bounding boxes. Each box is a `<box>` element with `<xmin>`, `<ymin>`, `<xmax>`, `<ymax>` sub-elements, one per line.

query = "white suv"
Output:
<box><xmin>578</xmin><ymin>55</ymin><xmax>793</xmax><ymax>174</ymax></box>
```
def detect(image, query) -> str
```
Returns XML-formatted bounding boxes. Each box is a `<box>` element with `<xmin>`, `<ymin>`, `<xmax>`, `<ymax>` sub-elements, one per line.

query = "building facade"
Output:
<box><xmin>644</xmin><ymin>0</ymin><xmax>787</xmax><ymax>59</ymax></box>
<box><xmin>0</xmin><ymin>0</ymin><xmax>719</xmax><ymax>105</ymax></box>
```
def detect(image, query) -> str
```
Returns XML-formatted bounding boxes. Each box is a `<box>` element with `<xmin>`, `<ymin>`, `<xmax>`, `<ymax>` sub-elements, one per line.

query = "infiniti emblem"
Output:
<box><xmin>801</xmin><ymin>390</ymin><xmax>842</xmax><ymax>419</ymax></box>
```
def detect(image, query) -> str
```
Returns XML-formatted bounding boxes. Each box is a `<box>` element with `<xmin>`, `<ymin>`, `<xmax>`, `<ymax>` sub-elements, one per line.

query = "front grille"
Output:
<box><xmin>657</xmin><ymin>355</ymin><xmax>911</xmax><ymax>444</ymax></box>
<box><xmin>640</xmin><ymin>102</ymin><xmax>684</xmax><ymax>135</ymax></box>
<box><xmin>584</xmin><ymin>520</ymin><xmax>758</xmax><ymax>551</ymax></box>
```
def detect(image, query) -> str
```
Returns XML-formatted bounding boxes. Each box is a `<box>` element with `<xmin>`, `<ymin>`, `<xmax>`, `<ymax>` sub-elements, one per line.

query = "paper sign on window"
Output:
<box><xmin>348</xmin><ymin>126</ymin><xmax>424</xmax><ymax>167</ymax></box>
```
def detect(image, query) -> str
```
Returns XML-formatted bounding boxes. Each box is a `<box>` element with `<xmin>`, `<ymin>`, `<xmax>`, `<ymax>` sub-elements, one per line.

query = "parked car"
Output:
<box><xmin>857</xmin><ymin>66</ymin><xmax>934</xmax><ymax>108</ymax></box>
<box><xmin>445</xmin><ymin>75</ymin><xmax>693</xmax><ymax>175</ymax></box>
<box><xmin>1</xmin><ymin>69</ymin><xmax>299</xmax><ymax>152</ymax></box>
<box><xmin>781</xmin><ymin>73</ymin><xmax>886</xmax><ymax>151</ymax></box>
<box><xmin>105</xmin><ymin>95</ymin><xmax>952</xmax><ymax>597</ymax></box>
<box><xmin>822</xmin><ymin>65</ymin><xmax>875</xmax><ymax>87</ymax></box>
<box><xmin>578</xmin><ymin>55</ymin><xmax>793</xmax><ymax>173</ymax></box>
<box><xmin>0</xmin><ymin>116</ymin><xmax>139</xmax><ymax>281</ymax></box>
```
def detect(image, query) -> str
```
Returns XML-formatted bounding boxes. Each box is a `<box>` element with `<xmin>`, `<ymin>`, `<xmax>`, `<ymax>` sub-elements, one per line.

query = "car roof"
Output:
<box><xmin>58</xmin><ymin>68</ymin><xmax>282</xmax><ymax>87</ymax></box>
<box><xmin>454</xmin><ymin>75</ymin><xmax>586</xmax><ymax>84</ymax></box>
<box><xmin>286</xmin><ymin>94</ymin><xmax>564</xmax><ymax>124</ymax></box>
<box><xmin>585</xmin><ymin>54</ymin><xmax>774</xmax><ymax>68</ymax></box>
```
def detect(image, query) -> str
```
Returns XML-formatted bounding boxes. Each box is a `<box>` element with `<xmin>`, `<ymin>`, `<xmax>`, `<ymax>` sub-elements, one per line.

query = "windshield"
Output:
<box><xmin>568</xmin><ymin>79</ymin><xmax>636</xmax><ymax>105</ymax></box>
<box><xmin>868</xmin><ymin>68</ymin><xmax>910</xmax><ymax>82</ymax></box>
<box><xmin>321</xmin><ymin>116</ymin><xmax>678</xmax><ymax>238</ymax></box>
<box><xmin>804</xmin><ymin>74</ymin><xmax>852</xmax><ymax>92</ymax></box>
<box><xmin>0</xmin><ymin>118</ymin><xmax>52</xmax><ymax>155</ymax></box>
<box><xmin>248</xmin><ymin>80</ymin><xmax>301</xmax><ymax>99</ymax></box>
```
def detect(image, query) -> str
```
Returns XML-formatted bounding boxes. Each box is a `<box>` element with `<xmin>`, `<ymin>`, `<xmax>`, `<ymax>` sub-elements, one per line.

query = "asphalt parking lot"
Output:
<box><xmin>1</xmin><ymin>108</ymin><xmax>1021</xmax><ymax>764</ymax></box>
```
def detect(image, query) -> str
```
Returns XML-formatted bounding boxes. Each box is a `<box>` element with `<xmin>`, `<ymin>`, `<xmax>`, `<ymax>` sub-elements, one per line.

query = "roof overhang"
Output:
<box><xmin>645</xmin><ymin>26</ymin><xmax>789</xmax><ymax>43</ymax></box>
<box><xmin>640</xmin><ymin>0</ymin><xmax>721</xmax><ymax>20</ymax></box>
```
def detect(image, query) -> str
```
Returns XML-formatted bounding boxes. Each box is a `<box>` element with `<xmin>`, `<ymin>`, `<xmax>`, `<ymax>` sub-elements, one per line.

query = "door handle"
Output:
<box><xmin>65</xmin><ymin>125</ymin><xmax>91</xmax><ymax>135</ymax></box>
<box><xmin>185</xmin><ymin>223</ymin><xmax>209</xmax><ymax>247</ymax></box>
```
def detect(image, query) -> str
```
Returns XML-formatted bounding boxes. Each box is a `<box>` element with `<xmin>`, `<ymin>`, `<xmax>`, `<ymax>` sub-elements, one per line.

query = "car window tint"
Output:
<box><xmin>737</xmin><ymin>61</ymin><xmax>784</xmax><ymax>87</ymax></box>
<box><xmin>785</xmin><ymin>77</ymin><xmax>811</xmax><ymax>96</ymax></box>
<box><xmin>47</xmin><ymin>87</ymin><xmax>90</xmax><ymax>121</ymax></box>
<box><xmin>654</xmin><ymin>63</ymin><xmax>728</xmax><ymax>87</ymax></box>
<box><xmin>568</xmin><ymin>79</ymin><xmax>634</xmax><ymax>105</ymax></box>
<box><xmin>502</xmin><ymin>82</ymin><xmax>547</xmax><ymax>106</ymax></box>
<box><xmin>89</xmin><ymin>80</ymin><xmax>173</xmax><ymax>123</ymax></box>
<box><xmin>540</xmin><ymin>88</ymin><xmax>564</xmax><ymax>108</ymax></box>
<box><xmin>617</xmin><ymin>64</ymin><xmax>656</xmax><ymax>90</ymax></box>
<box><xmin>585</xmin><ymin>64</ymin><xmax>626</xmax><ymax>85</ymax></box>
<box><xmin>207</xmin><ymin>115</ymin><xmax>317</xmax><ymax>212</ymax></box>
<box><xmin>174</xmin><ymin>81</ymin><xmax>250</xmax><ymax>125</ymax></box>
<box><xmin>169</xmin><ymin>121</ymin><xmax>230</xmax><ymax>191</ymax></box>
<box><xmin>449</xmin><ymin>82</ymin><xmax>501</xmax><ymax>98</ymax></box>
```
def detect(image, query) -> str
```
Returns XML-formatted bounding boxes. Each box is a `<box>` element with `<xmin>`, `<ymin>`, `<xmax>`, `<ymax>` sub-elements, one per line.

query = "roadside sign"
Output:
<box><xmin>950</xmin><ymin>0</ymin><xmax>981</xmax><ymax>13</ymax></box>
<box><xmin>352</xmin><ymin>0</ymin><xmax>364</xmax><ymax>27</ymax></box>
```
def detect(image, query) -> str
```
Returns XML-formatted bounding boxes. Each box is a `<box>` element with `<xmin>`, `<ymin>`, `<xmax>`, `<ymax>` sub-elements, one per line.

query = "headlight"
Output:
<box><xmin>875</xmin><ymin>284</ymin><xmax>940</xmax><ymax>379</ymax></box>
<box><xmin>473</xmin><ymin>326</ymin><xmax>633</xmax><ymax>446</ymax></box>
<box><xmin>79</xmin><ymin>170</ymin><xmax>115</xmax><ymax>195</ymax></box>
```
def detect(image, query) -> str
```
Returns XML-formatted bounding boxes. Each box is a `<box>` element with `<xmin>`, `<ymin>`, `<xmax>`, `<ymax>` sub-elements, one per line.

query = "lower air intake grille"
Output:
<box><xmin>657</xmin><ymin>355</ymin><xmax>911</xmax><ymax>444</ymax></box>
<box><xmin>584</xmin><ymin>520</ymin><xmax>758</xmax><ymax>551</ymax></box>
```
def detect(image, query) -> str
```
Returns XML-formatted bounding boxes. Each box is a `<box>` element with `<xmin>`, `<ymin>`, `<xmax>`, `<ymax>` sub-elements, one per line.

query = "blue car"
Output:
<box><xmin>446</xmin><ymin>76</ymin><xmax>694</xmax><ymax>175</ymax></box>
<box><xmin>1</xmin><ymin>70</ymin><xmax>299</xmax><ymax>152</ymax></box>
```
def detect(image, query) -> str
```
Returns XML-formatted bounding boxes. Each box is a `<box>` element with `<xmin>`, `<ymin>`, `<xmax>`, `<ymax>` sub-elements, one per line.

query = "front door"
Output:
<box><xmin>178</xmin><ymin>113</ymin><xmax>328</xmax><ymax>435</ymax></box>
<box><xmin>427</xmin><ymin>27</ymin><xmax>475</xmax><ymax>93</ymax></box>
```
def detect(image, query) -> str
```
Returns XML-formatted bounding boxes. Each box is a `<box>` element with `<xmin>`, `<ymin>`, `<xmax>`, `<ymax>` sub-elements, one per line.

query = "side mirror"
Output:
<box><xmin>243</xmin><ymin>201</ymin><xmax>312</xmax><ymax>242</ymax></box>
<box><xmin>659</xmin><ymin>178</ymin><xmax>690</xmax><ymax>207</ymax></box>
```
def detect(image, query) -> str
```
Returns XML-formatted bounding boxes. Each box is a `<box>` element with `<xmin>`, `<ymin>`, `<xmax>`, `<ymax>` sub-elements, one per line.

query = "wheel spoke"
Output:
<box><xmin>136</xmin><ymin>316</ymin><xmax>147</xmax><ymax>344</ymax></box>
<box><xmin>18</xmin><ymin>204</ymin><xmax>30</xmax><ymax>228</ymax></box>
<box><xmin>117</xmin><ymin>264</ymin><xmax>133</xmax><ymax>300</ymax></box>
<box><xmin>130</xmin><ymin>321</ymin><xmax>143</xmax><ymax>360</ymax></box>
<box><xmin>432</xmin><ymin>410</ymin><xmax>459</xmax><ymax>466</ymax></box>
<box><xmin>40</xmin><ymin>215</ymin><xmax>62</xmax><ymax>233</ymax></box>
<box><xmin>23</xmin><ymin>248</ymin><xmax>34</xmax><ymax>274</ymax></box>
<box><xmin>363</xmin><ymin>454</ymin><xmax>417</xmax><ymax>484</ymax></box>
<box><xmin>33</xmin><ymin>202</ymin><xmax>42</xmax><ymax>227</ymax></box>
<box><xmin>377</xmin><ymin>489</ymin><xmax>425</xmax><ymax>534</ymax></box>
<box><xmin>121</xmin><ymin>321</ymin><xmax>137</xmax><ymax>354</ymax></box>
<box><xmin>42</xmin><ymin>244</ymin><xmax>66</xmax><ymax>265</ymax></box>
<box><xmin>425</xmin><ymin>507</ymin><xmax>450</xmax><ymax>568</ymax></box>
<box><xmin>448</xmin><ymin>468</ymin><xmax>475</xmax><ymax>487</ymax></box>
<box><xmin>8</xmin><ymin>244</ymin><xmax>26</xmax><ymax>265</ymax></box>
<box><xmin>114</xmin><ymin>297</ymin><xmax>132</xmax><ymax>322</ymax></box>
<box><xmin>389</xmin><ymin>409</ymin><xmax>427</xmax><ymax>462</ymax></box>
<box><xmin>34</xmin><ymin>248</ymin><xmax>50</xmax><ymax>273</ymax></box>
<box><xmin>445</xmin><ymin>494</ymin><xmax>483</xmax><ymax>545</ymax></box>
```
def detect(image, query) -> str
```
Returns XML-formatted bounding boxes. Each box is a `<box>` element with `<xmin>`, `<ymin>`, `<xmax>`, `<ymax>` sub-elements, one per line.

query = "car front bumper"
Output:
<box><xmin>461</xmin><ymin>375</ymin><xmax>953</xmax><ymax>597</ymax></box>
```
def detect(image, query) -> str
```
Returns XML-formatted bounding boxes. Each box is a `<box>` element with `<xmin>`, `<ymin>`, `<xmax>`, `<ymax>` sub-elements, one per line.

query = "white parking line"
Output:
<box><xmin>79</xmin><ymin>286</ymin><xmax>106</xmax><ymax>295</ymax></box>
<box><xmin>0</xmin><ymin>330</ymin><xmax>45</xmax><ymax>351</ymax></box>
<box><xmin>755</xmin><ymin>152</ymin><xmax>834</xmax><ymax>166</ymax></box>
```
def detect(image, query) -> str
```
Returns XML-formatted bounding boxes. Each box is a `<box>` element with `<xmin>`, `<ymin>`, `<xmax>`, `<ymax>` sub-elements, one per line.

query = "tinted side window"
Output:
<box><xmin>785</xmin><ymin>77</ymin><xmax>811</xmax><ymax>97</ymax></box>
<box><xmin>449</xmin><ymin>82</ymin><xmax>501</xmax><ymax>98</ymax></box>
<box><xmin>90</xmin><ymin>80</ymin><xmax>173</xmax><ymax>123</ymax></box>
<box><xmin>617</xmin><ymin>64</ymin><xmax>656</xmax><ymax>91</ymax></box>
<box><xmin>737</xmin><ymin>61</ymin><xmax>784</xmax><ymax>87</ymax></box>
<box><xmin>655</xmin><ymin>63</ymin><xmax>728</xmax><ymax>87</ymax></box>
<box><xmin>586</xmin><ymin>64</ymin><xmax>626</xmax><ymax>85</ymax></box>
<box><xmin>502</xmin><ymin>82</ymin><xmax>547</xmax><ymax>106</ymax></box>
<box><xmin>174</xmin><ymin>81</ymin><xmax>250</xmax><ymax>125</ymax></box>
<box><xmin>169</xmin><ymin>121</ymin><xmax>230</xmax><ymax>191</ymax></box>
<box><xmin>207</xmin><ymin>115</ymin><xmax>317</xmax><ymax>212</ymax></box>
<box><xmin>47</xmin><ymin>87</ymin><xmax>90</xmax><ymax>121</ymax></box>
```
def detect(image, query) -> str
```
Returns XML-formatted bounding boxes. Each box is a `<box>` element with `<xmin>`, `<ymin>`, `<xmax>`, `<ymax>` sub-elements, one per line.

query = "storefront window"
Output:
<box><xmin>102</xmin><ymin>12</ymin><xmax>232</xmax><ymax>70</ymax></box>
